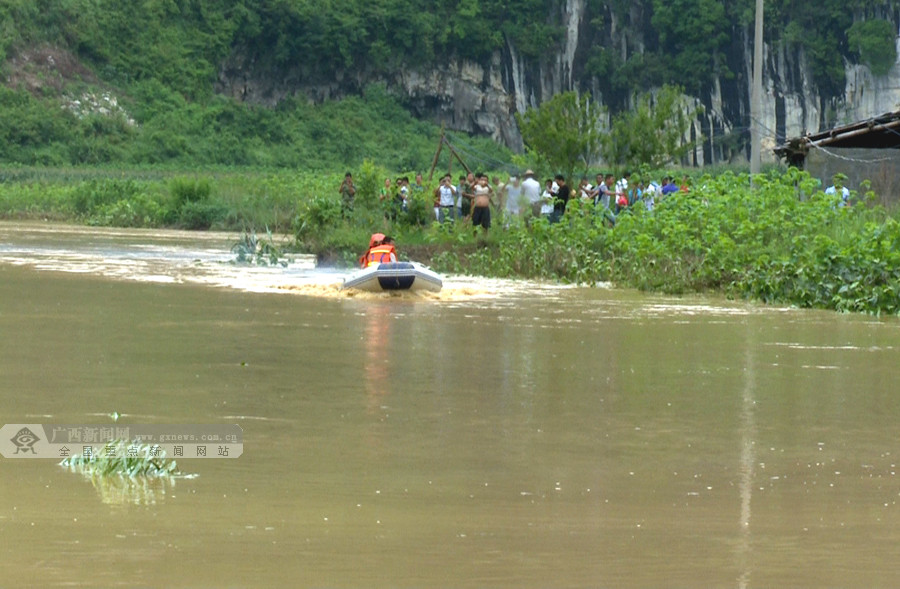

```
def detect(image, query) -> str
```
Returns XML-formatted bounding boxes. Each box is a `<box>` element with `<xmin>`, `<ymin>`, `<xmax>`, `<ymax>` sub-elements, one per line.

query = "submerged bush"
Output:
<box><xmin>178</xmin><ymin>199</ymin><xmax>226</xmax><ymax>229</ymax></box>
<box><xmin>60</xmin><ymin>440</ymin><xmax>190</xmax><ymax>478</ymax></box>
<box><xmin>231</xmin><ymin>229</ymin><xmax>289</xmax><ymax>266</ymax></box>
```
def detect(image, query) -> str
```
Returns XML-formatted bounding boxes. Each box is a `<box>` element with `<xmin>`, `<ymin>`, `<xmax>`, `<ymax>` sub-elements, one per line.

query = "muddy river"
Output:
<box><xmin>1</xmin><ymin>222</ymin><xmax>899</xmax><ymax>587</ymax></box>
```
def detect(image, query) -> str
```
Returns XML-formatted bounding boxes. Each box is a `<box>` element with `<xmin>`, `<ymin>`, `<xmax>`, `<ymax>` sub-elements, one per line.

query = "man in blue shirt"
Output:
<box><xmin>661</xmin><ymin>176</ymin><xmax>680</xmax><ymax>196</ymax></box>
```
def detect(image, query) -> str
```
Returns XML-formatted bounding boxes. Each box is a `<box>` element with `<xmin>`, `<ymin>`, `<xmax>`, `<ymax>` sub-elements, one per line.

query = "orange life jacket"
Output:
<box><xmin>366</xmin><ymin>244</ymin><xmax>396</xmax><ymax>267</ymax></box>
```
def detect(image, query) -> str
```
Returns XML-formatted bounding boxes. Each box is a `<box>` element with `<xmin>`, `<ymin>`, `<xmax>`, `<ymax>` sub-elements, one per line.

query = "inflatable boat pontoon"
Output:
<box><xmin>342</xmin><ymin>262</ymin><xmax>443</xmax><ymax>293</ymax></box>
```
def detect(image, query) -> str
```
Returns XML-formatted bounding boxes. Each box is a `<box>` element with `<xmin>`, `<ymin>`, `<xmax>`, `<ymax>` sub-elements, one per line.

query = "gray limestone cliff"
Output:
<box><xmin>216</xmin><ymin>1</ymin><xmax>900</xmax><ymax>165</ymax></box>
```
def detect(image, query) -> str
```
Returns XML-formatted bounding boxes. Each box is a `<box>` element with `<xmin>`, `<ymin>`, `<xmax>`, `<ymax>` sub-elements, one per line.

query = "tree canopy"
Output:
<box><xmin>602</xmin><ymin>85</ymin><xmax>702</xmax><ymax>169</ymax></box>
<box><xmin>0</xmin><ymin>0</ymin><xmax>898</xmax><ymax>167</ymax></box>
<box><xmin>515</xmin><ymin>91</ymin><xmax>605</xmax><ymax>180</ymax></box>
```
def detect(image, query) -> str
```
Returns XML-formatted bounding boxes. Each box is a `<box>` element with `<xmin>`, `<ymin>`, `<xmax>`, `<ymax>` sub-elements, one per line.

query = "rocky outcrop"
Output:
<box><xmin>841</xmin><ymin>38</ymin><xmax>900</xmax><ymax>123</ymax></box>
<box><xmin>217</xmin><ymin>8</ymin><xmax>900</xmax><ymax>165</ymax></box>
<box><xmin>395</xmin><ymin>57</ymin><xmax>523</xmax><ymax>151</ymax></box>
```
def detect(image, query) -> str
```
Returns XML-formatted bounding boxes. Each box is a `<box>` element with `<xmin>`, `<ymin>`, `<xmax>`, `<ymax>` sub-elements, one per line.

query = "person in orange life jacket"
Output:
<box><xmin>365</xmin><ymin>236</ymin><xmax>397</xmax><ymax>267</ymax></box>
<box><xmin>359</xmin><ymin>233</ymin><xmax>386</xmax><ymax>268</ymax></box>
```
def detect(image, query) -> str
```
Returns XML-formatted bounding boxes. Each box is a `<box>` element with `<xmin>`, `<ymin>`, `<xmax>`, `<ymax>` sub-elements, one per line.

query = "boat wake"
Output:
<box><xmin>0</xmin><ymin>222</ymin><xmax>559</xmax><ymax>302</ymax></box>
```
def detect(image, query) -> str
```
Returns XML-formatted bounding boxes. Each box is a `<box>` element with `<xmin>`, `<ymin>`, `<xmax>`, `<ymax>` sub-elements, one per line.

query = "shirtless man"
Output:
<box><xmin>461</xmin><ymin>172</ymin><xmax>476</xmax><ymax>219</ymax></box>
<box><xmin>471</xmin><ymin>173</ymin><xmax>494</xmax><ymax>236</ymax></box>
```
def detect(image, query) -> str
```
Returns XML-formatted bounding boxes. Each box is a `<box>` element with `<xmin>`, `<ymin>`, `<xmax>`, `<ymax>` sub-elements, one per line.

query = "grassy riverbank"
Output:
<box><xmin>2</xmin><ymin>165</ymin><xmax>900</xmax><ymax>314</ymax></box>
<box><xmin>300</xmin><ymin>166</ymin><xmax>900</xmax><ymax>315</ymax></box>
<box><xmin>0</xmin><ymin>165</ymin><xmax>329</xmax><ymax>234</ymax></box>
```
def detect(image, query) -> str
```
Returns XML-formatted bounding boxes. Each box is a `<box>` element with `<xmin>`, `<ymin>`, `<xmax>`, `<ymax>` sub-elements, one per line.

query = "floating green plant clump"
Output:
<box><xmin>60</xmin><ymin>440</ymin><xmax>192</xmax><ymax>479</ymax></box>
<box><xmin>60</xmin><ymin>440</ymin><xmax>196</xmax><ymax>505</ymax></box>
<box><xmin>231</xmin><ymin>228</ymin><xmax>289</xmax><ymax>267</ymax></box>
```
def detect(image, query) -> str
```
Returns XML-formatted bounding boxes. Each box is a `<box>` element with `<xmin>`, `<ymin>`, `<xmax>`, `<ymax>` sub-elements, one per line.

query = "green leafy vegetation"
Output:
<box><xmin>0</xmin><ymin>167</ymin><xmax>330</xmax><ymax>233</ymax></box>
<box><xmin>231</xmin><ymin>228</ymin><xmax>289</xmax><ymax>266</ymax></box>
<box><xmin>60</xmin><ymin>440</ymin><xmax>190</xmax><ymax>478</ymax></box>
<box><xmin>60</xmin><ymin>439</ymin><xmax>195</xmax><ymax>505</ymax></box>
<box><xmin>650</xmin><ymin>0</ymin><xmax>731</xmax><ymax>95</ymax></box>
<box><xmin>517</xmin><ymin>85</ymin><xmax>702</xmax><ymax>173</ymax></box>
<box><xmin>847</xmin><ymin>19</ymin><xmax>897</xmax><ymax>76</ymax></box>
<box><xmin>516</xmin><ymin>91</ymin><xmax>605</xmax><ymax>179</ymax></box>
<box><xmin>0</xmin><ymin>76</ymin><xmax>512</xmax><ymax>169</ymax></box>
<box><xmin>1</xmin><ymin>0</ymin><xmax>894</xmax><ymax>172</ymax></box>
<box><xmin>602</xmin><ymin>85</ymin><xmax>702</xmax><ymax>169</ymax></box>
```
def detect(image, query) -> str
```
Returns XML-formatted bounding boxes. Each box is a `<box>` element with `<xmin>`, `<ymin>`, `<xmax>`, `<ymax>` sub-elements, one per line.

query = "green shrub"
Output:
<box><xmin>60</xmin><ymin>440</ymin><xmax>188</xmax><ymax>478</ymax></box>
<box><xmin>170</xmin><ymin>176</ymin><xmax>213</xmax><ymax>207</ymax></box>
<box><xmin>89</xmin><ymin>193</ymin><xmax>166</xmax><ymax>227</ymax></box>
<box><xmin>71</xmin><ymin>179</ymin><xmax>142</xmax><ymax>216</ymax></box>
<box><xmin>293</xmin><ymin>193</ymin><xmax>343</xmax><ymax>240</ymax></box>
<box><xmin>178</xmin><ymin>199</ymin><xmax>226</xmax><ymax>229</ymax></box>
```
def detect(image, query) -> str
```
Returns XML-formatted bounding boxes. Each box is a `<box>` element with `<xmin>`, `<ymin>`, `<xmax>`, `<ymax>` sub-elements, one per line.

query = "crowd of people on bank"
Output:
<box><xmin>340</xmin><ymin>168</ymin><xmax>695</xmax><ymax>235</ymax></box>
<box><xmin>339</xmin><ymin>167</ymin><xmax>854</xmax><ymax>249</ymax></box>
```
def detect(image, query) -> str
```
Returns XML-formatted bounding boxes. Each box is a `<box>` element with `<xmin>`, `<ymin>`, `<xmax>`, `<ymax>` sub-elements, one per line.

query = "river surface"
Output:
<box><xmin>1</xmin><ymin>222</ymin><xmax>899</xmax><ymax>587</ymax></box>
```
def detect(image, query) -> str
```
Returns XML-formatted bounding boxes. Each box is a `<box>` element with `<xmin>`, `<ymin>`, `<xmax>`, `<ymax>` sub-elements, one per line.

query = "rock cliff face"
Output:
<box><xmin>217</xmin><ymin>3</ymin><xmax>900</xmax><ymax>164</ymax></box>
<box><xmin>758</xmin><ymin>37</ymin><xmax>900</xmax><ymax>163</ymax></box>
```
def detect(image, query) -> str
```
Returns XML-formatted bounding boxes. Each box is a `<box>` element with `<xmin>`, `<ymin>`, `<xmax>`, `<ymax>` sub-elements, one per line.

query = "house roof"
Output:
<box><xmin>775</xmin><ymin>110</ymin><xmax>900</xmax><ymax>165</ymax></box>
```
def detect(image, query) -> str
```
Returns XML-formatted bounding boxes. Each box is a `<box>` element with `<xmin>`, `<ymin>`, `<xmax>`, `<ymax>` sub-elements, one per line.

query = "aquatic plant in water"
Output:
<box><xmin>60</xmin><ymin>440</ymin><xmax>195</xmax><ymax>505</ymax></box>
<box><xmin>231</xmin><ymin>228</ymin><xmax>288</xmax><ymax>266</ymax></box>
<box><xmin>60</xmin><ymin>440</ymin><xmax>190</xmax><ymax>478</ymax></box>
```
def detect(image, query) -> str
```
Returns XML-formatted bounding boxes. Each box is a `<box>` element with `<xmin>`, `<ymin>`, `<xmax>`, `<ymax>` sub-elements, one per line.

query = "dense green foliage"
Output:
<box><xmin>847</xmin><ymin>19</ymin><xmax>898</xmax><ymax>76</ymax></box>
<box><xmin>518</xmin><ymin>85</ymin><xmax>703</xmax><ymax>173</ymax></box>
<box><xmin>438</xmin><ymin>169</ymin><xmax>900</xmax><ymax>314</ymax></box>
<box><xmin>516</xmin><ymin>91</ymin><xmax>605</xmax><ymax>179</ymax></box>
<box><xmin>649</xmin><ymin>0</ymin><xmax>731</xmax><ymax>95</ymax></box>
<box><xmin>1</xmin><ymin>0</ymin><xmax>896</xmax><ymax>170</ymax></box>
<box><xmin>287</xmin><ymin>163</ymin><xmax>900</xmax><ymax>314</ymax></box>
<box><xmin>0</xmin><ymin>166</ymin><xmax>337</xmax><ymax>234</ymax></box>
<box><xmin>602</xmin><ymin>85</ymin><xmax>701</xmax><ymax>169</ymax></box>
<box><xmin>0</xmin><ymin>75</ymin><xmax>511</xmax><ymax>170</ymax></box>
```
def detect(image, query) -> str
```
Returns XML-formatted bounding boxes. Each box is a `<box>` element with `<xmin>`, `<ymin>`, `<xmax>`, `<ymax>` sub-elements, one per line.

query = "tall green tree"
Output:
<box><xmin>650</xmin><ymin>0</ymin><xmax>731</xmax><ymax>94</ymax></box>
<box><xmin>515</xmin><ymin>91</ymin><xmax>605</xmax><ymax>181</ymax></box>
<box><xmin>847</xmin><ymin>19</ymin><xmax>897</xmax><ymax>76</ymax></box>
<box><xmin>601</xmin><ymin>85</ymin><xmax>702</xmax><ymax>169</ymax></box>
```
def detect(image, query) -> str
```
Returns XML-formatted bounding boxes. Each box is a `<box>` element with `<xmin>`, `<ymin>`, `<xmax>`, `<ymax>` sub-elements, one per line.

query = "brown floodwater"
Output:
<box><xmin>1</xmin><ymin>222</ymin><xmax>900</xmax><ymax>587</ymax></box>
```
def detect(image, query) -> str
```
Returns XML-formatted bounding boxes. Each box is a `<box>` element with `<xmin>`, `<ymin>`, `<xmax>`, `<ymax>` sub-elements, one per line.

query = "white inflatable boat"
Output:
<box><xmin>342</xmin><ymin>262</ymin><xmax>443</xmax><ymax>293</ymax></box>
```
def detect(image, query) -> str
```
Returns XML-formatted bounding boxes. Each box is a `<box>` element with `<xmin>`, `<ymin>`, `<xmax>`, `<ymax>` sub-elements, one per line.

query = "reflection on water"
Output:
<box><xmin>363</xmin><ymin>305</ymin><xmax>392</xmax><ymax>413</ymax></box>
<box><xmin>3</xmin><ymin>222</ymin><xmax>900</xmax><ymax>587</ymax></box>
<box><xmin>737</xmin><ymin>325</ymin><xmax>757</xmax><ymax>589</ymax></box>
<box><xmin>76</xmin><ymin>474</ymin><xmax>177</xmax><ymax>507</ymax></box>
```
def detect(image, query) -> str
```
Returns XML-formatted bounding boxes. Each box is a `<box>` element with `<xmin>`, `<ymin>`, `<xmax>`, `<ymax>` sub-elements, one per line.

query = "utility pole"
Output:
<box><xmin>750</xmin><ymin>0</ymin><xmax>764</xmax><ymax>176</ymax></box>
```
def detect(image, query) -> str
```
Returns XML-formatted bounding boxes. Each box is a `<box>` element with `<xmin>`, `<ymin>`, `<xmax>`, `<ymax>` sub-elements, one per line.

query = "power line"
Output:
<box><xmin>444</xmin><ymin>131</ymin><xmax>517</xmax><ymax>173</ymax></box>
<box><xmin>808</xmin><ymin>143</ymin><xmax>899</xmax><ymax>164</ymax></box>
<box><xmin>444</xmin><ymin>132</ymin><xmax>512</xmax><ymax>169</ymax></box>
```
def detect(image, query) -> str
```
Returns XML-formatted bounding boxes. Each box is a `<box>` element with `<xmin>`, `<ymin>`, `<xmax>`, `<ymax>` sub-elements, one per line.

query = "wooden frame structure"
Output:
<box><xmin>427</xmin><ymin>126</ymin><xmax>472</xmax><ymax>182</ymax></box>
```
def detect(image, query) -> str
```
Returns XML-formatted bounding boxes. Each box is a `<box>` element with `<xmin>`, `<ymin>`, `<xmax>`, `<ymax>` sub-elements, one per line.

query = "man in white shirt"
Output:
<box><xmin>643</xmin><ymin>180</ymin><xmax>660</xmax><ymax>212</ymax></box>
<box><xmin>520</xmin><ymin>169</ymin><xmax>542</xmax><ymax>218</ymax></box>
<box><xmin>434</xmin><ymin>174</ymin><xmax>458</xmax><ymax>222</ymax></box>
<box><xmin>825</xmin><ymin>173</ymin><xmax>851</xmax><ymax>206</ymax></box>
<box><xmin>614</xmin><ymin>171</ymin><xmax>631</xmax><ymax>211</ymax></box>
<box><xmin>505</xmin><ymin>175</ymin><xmax>523</xmax><ymax>219</ymax></box>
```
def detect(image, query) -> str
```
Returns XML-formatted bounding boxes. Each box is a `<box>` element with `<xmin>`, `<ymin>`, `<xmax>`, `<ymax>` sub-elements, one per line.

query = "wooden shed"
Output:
<box><xmin>775</xmin><ymin>111</ymin><xmax>900</xmax><ymax>204</ymax></box>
